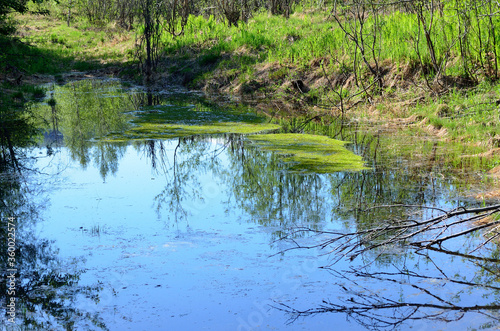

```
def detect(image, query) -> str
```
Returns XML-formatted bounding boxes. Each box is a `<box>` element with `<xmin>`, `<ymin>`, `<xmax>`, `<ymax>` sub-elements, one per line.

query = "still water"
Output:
<box><xmin>2</xmin><ymin>79</ymin><xmax>500</xmax><ymax>330</ymax></box>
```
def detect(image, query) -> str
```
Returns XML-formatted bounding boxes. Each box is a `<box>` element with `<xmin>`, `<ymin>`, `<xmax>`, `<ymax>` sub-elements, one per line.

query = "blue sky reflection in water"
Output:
<box><xmin>18</xmin><ymin>135</ymin><xmax>499</xmax><ymax>331</ymax></box>
<box><xmin>4</xmin><ymin>79</ymin><xmax>500</xmax><ymax>330</ymax></box>
<box><xmin>31</xmin><ymin>139</ymin><xmax>348</xmax><ymax>331</ymax></box>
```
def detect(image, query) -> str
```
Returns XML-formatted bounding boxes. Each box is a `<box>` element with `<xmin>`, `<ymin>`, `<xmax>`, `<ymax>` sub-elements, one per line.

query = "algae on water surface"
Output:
<box><xmin>32</xmin><ymin>79</ymin><xmax>364</xmax><ymax>174</ymax></box>
<box><xmin>106</xmin><ymin>122</ymin><xmax>281</xmax><ymax>140</ymax></box>
<box><xmin>248</xmin><ymin>133</ymin><xmax>368</xmax><ymax>173</ymax></box>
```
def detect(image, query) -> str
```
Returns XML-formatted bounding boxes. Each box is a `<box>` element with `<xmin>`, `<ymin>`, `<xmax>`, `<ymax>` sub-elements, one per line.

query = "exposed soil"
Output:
<box><xmin>154</xmin><ymin>54</ymin><xmax>450</xmax><ymax>123</ymax></box>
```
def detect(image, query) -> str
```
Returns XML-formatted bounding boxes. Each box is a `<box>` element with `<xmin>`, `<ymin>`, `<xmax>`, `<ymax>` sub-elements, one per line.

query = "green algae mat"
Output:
<box><xmin>248</xmin><ymin>133</ymin><xmax>368</xmax><ymax>173</ymax></box>
<box><xmin>107</xmin><ymin>122</ymin><xmax>281</xmax><ymax>141</ymax></box>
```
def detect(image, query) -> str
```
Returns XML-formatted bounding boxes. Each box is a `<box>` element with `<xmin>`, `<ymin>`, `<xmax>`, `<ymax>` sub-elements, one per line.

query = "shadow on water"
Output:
<box><xmin>3</xmin><ymin>78</ymin><xmax>500</xmax><ymax>329</ymax></box>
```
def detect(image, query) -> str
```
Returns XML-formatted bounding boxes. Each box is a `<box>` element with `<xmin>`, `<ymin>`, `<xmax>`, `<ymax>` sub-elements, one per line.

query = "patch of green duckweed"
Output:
<box><xmin>248</xmin><ymin>133</ymin><xmax>368</xmax><ymax>173</ymax></box>
<box><xmin>105</xmin><ymin>122</ymin><xmax>281</xmax><ymax>141</ymax></box>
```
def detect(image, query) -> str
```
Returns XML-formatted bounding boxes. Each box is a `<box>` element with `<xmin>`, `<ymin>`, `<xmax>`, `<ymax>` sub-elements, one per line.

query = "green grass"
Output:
<box><xmin>158</xmin><ymin>4</ymin><xmax>500</xmax><ymax>83</ymax></box>
<box><xmin>162</xmin><ymin>12</ymin><xmax>338</xmax><ymax>68</ymax></box>
<box><xmin>409</xmin><ymin>81</ymin><xmax>500</xmax><ymax>146</ymax></box>
<box><xmin>13</xmin><ymin>5</ymin><xmax>500</xmax><ymax>83</ymax></box>
<box><xmin>8</xmin><ymin>13</ymin><xmax>135</xmax><ymax>75</ymax></box>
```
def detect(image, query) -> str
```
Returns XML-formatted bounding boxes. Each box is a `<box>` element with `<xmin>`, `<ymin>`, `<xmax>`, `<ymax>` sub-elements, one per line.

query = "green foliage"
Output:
<box><xmin>154</xmin><ymin>2</ymin><xmax>500</xmax><ymax>83</ymax></box>
<box><xmin>0</xmin><ymin>0</ymin><xmax>29</xmax><ymax>35</ymax></box>
<box><xmin>269</xmin><ymin>67</ymin><xmax>289</xmax><ymax>82</ymax></box>
<box><xmin>32</xmin><ymin>79</ymin><xmax>132</xmax><ymax>144</ymax></box>
<box><xmin>10</xmin><ymin>0</ymin><xmax>500</xmax><ymax>85</ymax></box>
<box><xmin>5</xmin><ymin>13</ymin><xmax>135</xmax><ymax>75</ymax></box>
<box><xmin>49</xmin><ymin>33</ymin><xmax>65</xmax><ymax>44</ymax></box>
<box><xmin>409</xmin><ymin>81</ymin><xmax>500</xmax><ymax>148</ymax></box>
<box><xmin>21</xmin><ymin>85</ymin><xmax>46</xmax><ymax>99</ymax></box>
<box><xmin>0</xmin><ymin>91</ymin><xmax>40</xmax><ymax>169</ymax></box>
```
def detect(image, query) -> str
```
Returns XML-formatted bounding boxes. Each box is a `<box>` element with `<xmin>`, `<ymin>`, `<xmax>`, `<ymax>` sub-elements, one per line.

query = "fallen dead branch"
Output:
<box><xmin>277</xmin><ymin>204</ymin><xmax>500</xmax><ymax>263</ymax></box>
<box><xmin>274</xmin><ymin>203</ymin><xmax>500</xmax><ymax>329</ymax></box>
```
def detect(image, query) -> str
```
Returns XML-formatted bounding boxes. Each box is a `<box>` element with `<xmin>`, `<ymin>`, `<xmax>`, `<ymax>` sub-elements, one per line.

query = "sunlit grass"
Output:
<box><xmin>16</xmin><ymin>5</ymin><xmax>500</xmax><ymax>80</ymax></box>
<box><xmin>160</xmin><ymin>5</ymin><xmax>500</xmax><ymax>82</ymax></box>
<box><xmin>13</xmin><ymin>13</ymin><xmax>135</xmax><ymax>74</ymax></box>
<box><xmin>409</xmin><ymin>81</ymin><xmax>500</xmax><ymax>147</ymax></box>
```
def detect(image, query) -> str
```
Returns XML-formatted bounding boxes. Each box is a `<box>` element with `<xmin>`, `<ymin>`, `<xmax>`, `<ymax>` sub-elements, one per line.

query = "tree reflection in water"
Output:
<box><xmin>222</xmin><ymin>134</ymin><xmax>327</xmax><ymax>241</ymax></box>
<box><xmin>0</xmin><ymin>100</ymin><xmax>107</xmax><ymax>329</ymax></box>
<box><xmin>276</xmin><ymin>196</ymin><xmax>500</xmax><ymax>329</ymax></box>
<box><xmin>86</xmin><ymin>134</ymin><xmax>500</xmax><ymax>330</ymax></box>
<box><xmin>22</xmin><ymin>79</ymin><xmax>500</xmax><ymax>329</ymax></box>
<box><xmin>142</xmin><ymin>137</ymin><xmax>217</xmax><ymax>225</ymax></box>
<box><xmin>32</xmin><ymin>135</ymin><xmax>500</xmax><ymax>329</ymax></box>
<box><xmin>136</xmin><ymin>134</ymin><xmax>329</xmax><ymax>239</ymax></box>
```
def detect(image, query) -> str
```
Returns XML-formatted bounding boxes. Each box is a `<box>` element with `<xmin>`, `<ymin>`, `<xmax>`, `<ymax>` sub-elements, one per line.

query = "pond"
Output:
<box><xmin>1</xmin><ymin>79</ymin><xmax>500</xmax><ymax>330</ymax></box>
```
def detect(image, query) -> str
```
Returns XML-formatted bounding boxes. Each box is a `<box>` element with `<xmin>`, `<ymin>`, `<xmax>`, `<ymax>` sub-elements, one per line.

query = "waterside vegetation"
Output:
<box><xmin>2</xmin><ymin>0</ymin><xmax>500</xmax><ymax>171</ymax></box>
<box><xmin>5</xmin><ymin>2</ymin><xmax>500</xmax><ymax>329</ymax></box>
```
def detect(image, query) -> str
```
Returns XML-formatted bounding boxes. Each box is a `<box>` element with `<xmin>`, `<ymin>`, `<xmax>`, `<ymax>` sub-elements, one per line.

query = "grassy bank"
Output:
<box><xmin>2</xmin><ymin>13</ymin><xmax>134</xmax><ymax>77</ymax></box>
<box><xmin>153</xmin><ymin>8</ymin><xmax>500</xmax><ymax>159</ymax></box>
<box><xmin>3</xmin><ymin>6</ymin><xmax>500</xmax><ymax>171</ymax></box>
<box><xmin>1</xmin><ymin>12</ymin><xmax>136</xmax><ymax>123</ymax></box>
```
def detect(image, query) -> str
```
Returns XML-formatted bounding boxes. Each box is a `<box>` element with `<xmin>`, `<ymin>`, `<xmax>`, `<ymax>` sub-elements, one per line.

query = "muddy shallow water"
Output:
<box><xmin>2</xmin><ymin>79</ymin><xmax>500</xmax><ymax>330</ymax></box>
